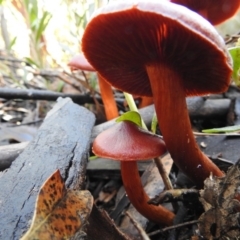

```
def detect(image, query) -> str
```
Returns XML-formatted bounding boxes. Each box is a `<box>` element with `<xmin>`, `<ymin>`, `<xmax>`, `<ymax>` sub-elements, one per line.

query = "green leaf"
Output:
<box><xmin>7</xmin><ymin>36</ymin><xmax>17</xmax><ymax>50</ymax></box>
<box><xmin>89</xmin><ymin>155</ymin><xmax>98</xmax><ymax>160</ymax></box>
<box><xmin>56</xmin><ymin>81</ymin><xmax>64</xmax><ymax>93</ymax></box>
<box><xmin>123</xmin><ymin>92</ymin><xmax>147</xmax><ymax>129</ymax></box>
<box><xmin>228</xmin><ymin>45</ymin><xmax>240</xmax><ymax>87</ymax></box>
<box><xmin>24</xmin><ymin>57</ymin><xmax>39</xmax><ymax>68</ymax></box>
<box><xmin>74</xmin><ymin>11</ymin><xmax>87</xmax><ymax>28</ymax></box>
<box><xmin>116</xmin><ymin>111</ymin><xmax>142</xmax><ymax>127</ymax></box>
<box><xmin>23</xmin><ymin>0</ymin><xmax>38</xmax><ymax>28</ymax></box>
<box><xmin>202</xmin><ymin>125</ymin><xmax>240</xmax><ymax>133</ymax></box>
<box><xmin>35</xmin><ymin>11</ymin><xmax>52</xmax><ymax>43</ymax></box>
<box><xmin>151</xmin><ymin>112</ymin><xmax>158</xmax><ymax>134</ymax></box>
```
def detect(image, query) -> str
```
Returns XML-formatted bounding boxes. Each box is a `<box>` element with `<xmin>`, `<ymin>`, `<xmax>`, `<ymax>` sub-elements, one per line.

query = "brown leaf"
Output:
<box><xmin>198</xmin><ymin>160</ymin><xmax>240</xmax><ymax>239</ymax></box>
<box><xmin>21</xmin><ymin>169</ymin><xmax>93</xmax><ymax>240</ymax></box>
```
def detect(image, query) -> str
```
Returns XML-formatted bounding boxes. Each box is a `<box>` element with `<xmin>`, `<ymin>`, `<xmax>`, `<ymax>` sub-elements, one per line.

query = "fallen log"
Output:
<box><xmin>0</xmin><ymin>142</ymin><xmax>29</xmax><ymax>170</ymax></box>
<box><xmin>0</xmin><ymin>98</ymin><xmax>95</xmax><ymax>240</ymax></box>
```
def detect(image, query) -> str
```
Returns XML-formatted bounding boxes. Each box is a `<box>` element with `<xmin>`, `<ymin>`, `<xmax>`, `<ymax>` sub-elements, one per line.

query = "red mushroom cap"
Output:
<box><xmin>92</xmin><ymin>120</ymin><xmax>167</xmax><ymax>161</ymax></box>
<box><xmin>82</xmin><ymin>0</ymin><xmax>232</xmax><ymax>97</ymax></box>
<box><xmin>170</xmin><ymin>0</ymin><xmax>240</xmax><ymax>25</ymax></box>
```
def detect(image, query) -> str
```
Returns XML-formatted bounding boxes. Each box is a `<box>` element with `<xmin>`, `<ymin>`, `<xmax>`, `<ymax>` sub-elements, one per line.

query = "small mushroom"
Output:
<box><xmin>82</xmin><ymin>0</ymin><xmax>232</xmax><ymax>186</ymax></box>
<box><xmin>68</xmin><ymin>54</ymin><xmax>119</xmax><ymax>120</ymax></box>
<box><xmin>92</xmin><ymin>120</ymin><xmax>175</xmax><ymax>225</ymax></box>
<box><xmin>170</xmin><ymin>0</ymin><xmax>240</xmax><ymax>25</ymax></box>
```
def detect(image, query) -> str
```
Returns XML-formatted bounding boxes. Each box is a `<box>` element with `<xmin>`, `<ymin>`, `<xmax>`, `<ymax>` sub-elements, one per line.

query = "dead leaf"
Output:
<box><xmin>21</xmin><ymin>169</ymin><xmax>93</xmax><ymax>240</ymax></box>
<box><xmin>198</xmin><ymin>160</ymin><xmax>240</xmax><ymax>239</ymax></box>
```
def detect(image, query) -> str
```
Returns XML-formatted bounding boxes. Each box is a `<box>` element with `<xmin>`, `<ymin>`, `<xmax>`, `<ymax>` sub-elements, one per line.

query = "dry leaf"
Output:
<box><xmin>21</xmin><ymin>169</ymin><xmax>93</xmax><ymax>240</ymax></box>
<box><xmin>198</xmin><ymin>160</ymin><xmax>240</xmax><ymax>239</ymax></box>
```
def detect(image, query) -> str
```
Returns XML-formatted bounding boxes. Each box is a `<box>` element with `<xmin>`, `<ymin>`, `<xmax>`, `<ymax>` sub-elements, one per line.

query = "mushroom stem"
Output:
<box><xmin>120</xmin><ymin>161</ymin><xmax>174</xmax><ymax>225</ymax></box>
<box><xmin>139</xmin><ymin>96</ymin><xmax>153</xmax><ymax>108</ymax></box>
<box><xmin>146</xmin><ymin>64</ymin><xmax>224</xmax><ymax>187</ymax></box>
<box><xmin>97</xmin><ymin>74</ymin><xmax>119</xmax><ymax>120</ymax></box>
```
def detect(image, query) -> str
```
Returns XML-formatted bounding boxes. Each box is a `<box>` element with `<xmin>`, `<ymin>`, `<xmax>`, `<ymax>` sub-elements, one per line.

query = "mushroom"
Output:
<box><xmin>82</xmin><ymin>0</ymin><xmax>232</xmax><ymax>186</ymax></box>
<box><xmin>170</xmin><ymin>0</ymin><xmax>240</xmax><ymax>25</ymax></box>
<box><xmin>68</xmin><ymin>54</ymin><xmax>119</xmax><ymax>120</ymax></box>
<box><xmin>92</xmin><ymin>120</ymin><xmax>175</xmax><ymax>225</ymax></box>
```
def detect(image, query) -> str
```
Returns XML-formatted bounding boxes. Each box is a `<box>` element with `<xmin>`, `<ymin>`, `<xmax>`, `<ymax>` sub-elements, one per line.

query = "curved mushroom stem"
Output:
<box><xmin>146</xmin><ymin>64</ymin><xmax>224</xmax><ymax>187</ymax></box>
<box><xmin>121</xmin><ymin>161</ymin><xmax>174</xmax><ymax>225</ymax></box>
<box><xmin>97</xmin><ymin>74</ymin><xmax>119</xmax><ymax>120</ymax></box>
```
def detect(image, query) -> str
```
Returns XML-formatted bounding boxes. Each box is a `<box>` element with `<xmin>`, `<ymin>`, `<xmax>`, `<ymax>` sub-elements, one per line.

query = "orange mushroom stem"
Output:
<box><xmin>138</xmin><ymin>96</ymin><xmax>153</xmax><ymax>108</ymax></box>
<box><xmin>121</xmin><ymin>161</ymin><xmax>174</xmax><ymax>225</ymax></box>
<box><xmin>68</xmin><ymin>54</ymin><xmax>119</xmax><ymax>120</ymax></box>
<box><xmin>146</xmin><ymin>64</ymin><xmax>223</xmax><ymax>185</ymax></box>
<box><xmin>92</xmin><ymin>120</ymin><xmax>175</xmax><ymax>225</ymax></box>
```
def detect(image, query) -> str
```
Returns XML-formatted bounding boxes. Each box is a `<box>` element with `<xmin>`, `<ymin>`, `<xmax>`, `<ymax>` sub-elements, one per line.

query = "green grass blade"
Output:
<box><xmin>202</xmin><ymin>125</ymin><xmax>240</xmax><ymax>133</ymax></box>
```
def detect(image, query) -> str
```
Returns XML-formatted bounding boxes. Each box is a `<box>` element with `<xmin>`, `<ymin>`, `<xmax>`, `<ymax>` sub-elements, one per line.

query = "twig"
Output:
<box><xmin>154</xmin><ymin>156</ymin><xmax>173</xmax><ymax>190</ymax></box>
<box><xmin>148</xmin><ymin>220</ymin><xmax>199</xmax><ymax>236</ymax></box>
<box><xmin>34</xmin><ymin>69</ymin><xmax>88</xmax><ymax>92</ymax></box>
<box><xmin>206</xmin><ymin>154</ymin><xmax>233</xmax><ymax>165</ymax></box>
<box><xmin>194</xmin><ymin>132</ymin><xmax>240</xmax><ymax>137</ymax></box>
<box><xmin>225</xmin><ymin>32</ymin><xmax>240</xmax><ymax>45</ymax></box>
<box><xmin>0</xmin><ymin>55</ymin><xmax>28</xmax><ymax>64</ymax></box>
<box><xmin>0</xmin><ymin>87</ymin><xmax>100</xmax><ymax>104</ymax></box>
<box><xmin>125</xmin><ymin>211</ymin><xmax>150</xmax><ymax>240</ymax></box>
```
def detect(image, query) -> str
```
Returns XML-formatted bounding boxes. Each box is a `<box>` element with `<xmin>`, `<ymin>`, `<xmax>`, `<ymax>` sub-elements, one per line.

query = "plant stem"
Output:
<box><xmin>98</xmin><ymin>74</ymin><xmax>119</xmax><ymax>120</ymax></box>
<box><xmin>123</xmin><ymin>92</ymin><xmax>147</xmax><ymax>129</ymax></box>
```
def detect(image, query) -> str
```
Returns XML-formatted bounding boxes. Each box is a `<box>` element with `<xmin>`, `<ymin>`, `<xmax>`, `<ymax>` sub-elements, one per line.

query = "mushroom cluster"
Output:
<box><xmin>82</xmin><ymin>0</ymin><xmax>232</xmax><ymax>187</ymax></box>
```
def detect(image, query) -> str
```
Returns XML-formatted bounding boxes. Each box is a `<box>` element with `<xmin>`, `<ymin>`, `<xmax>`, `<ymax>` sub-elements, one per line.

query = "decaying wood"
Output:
<box><xmin>189</xmin><ymin>99</ymin><xmax>231</xmax><ymax>119</ymax></box>
<box><xmin>0</xmin><ymin>98</ymin><xmax>96</xmax><ymax>240</ymax></box>
<box><xmin>0</xmin><ymin>142</ymin><xmax>28</xmax><ymax>171</ymax></box>
<box><xmin>196</xmin><ymin>135</ymin><xmax>240</xmax><ymax>165</ymax></box>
